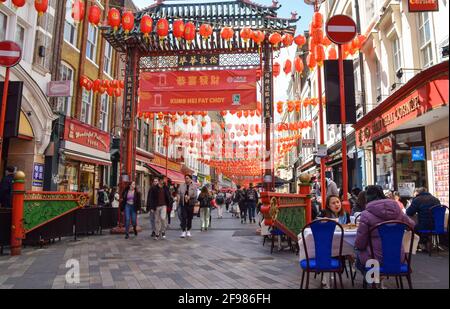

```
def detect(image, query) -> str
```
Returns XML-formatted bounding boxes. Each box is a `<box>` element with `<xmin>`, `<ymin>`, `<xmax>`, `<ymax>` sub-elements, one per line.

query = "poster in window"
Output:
<box><xmin>431</xmin><ymin>138</ymin><xmax>449</xmax><ymax>206</ymax></box>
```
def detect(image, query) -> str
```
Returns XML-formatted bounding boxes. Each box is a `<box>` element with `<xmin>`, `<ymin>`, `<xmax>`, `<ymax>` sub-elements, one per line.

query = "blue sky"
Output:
<box><xmin>133</xmin><ymin>0</ymin><xmax>313</xmax><ymax>34</ymax></box>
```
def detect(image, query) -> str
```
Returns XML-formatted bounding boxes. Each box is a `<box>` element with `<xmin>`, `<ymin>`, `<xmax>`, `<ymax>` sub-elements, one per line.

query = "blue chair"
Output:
<box><xmin>299</xmin><ymin>219</ymin><xmax>344</xmax><ymax>289</ymax></box>
<box><xmin>367</xmin><ymin>220</ymin><xmax>415</xmax><ymax>289</ymax></box>
<box><xmin>416</xmin><ymin>205</ymin><xmax>449</xmax><ymax>256</ymax></box>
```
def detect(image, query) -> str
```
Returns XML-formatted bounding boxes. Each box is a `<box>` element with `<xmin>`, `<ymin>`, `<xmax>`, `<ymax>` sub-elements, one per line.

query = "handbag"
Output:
<box><xmin>193</xmin><ymin>204</ymin><xmax>200</xmax><ymax>215</ymax></box>
<box><xmin>170</xmin><ymin>209</ymin><xmax>176</xmax><ymax>218</ymax></box>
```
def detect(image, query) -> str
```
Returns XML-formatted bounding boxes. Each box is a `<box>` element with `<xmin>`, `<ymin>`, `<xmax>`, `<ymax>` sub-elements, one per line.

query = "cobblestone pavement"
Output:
<box><xmin>0</xmin><ymin>210</ymin><xmax>448</xmax><ymax>289</ymax></box>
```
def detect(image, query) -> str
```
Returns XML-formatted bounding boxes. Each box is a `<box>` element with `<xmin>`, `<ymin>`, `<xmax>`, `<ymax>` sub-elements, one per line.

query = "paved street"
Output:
<box><xmin>0</xmin><ymin>210</ymin><xmax>448</xmax><ymax>289</ymax></box>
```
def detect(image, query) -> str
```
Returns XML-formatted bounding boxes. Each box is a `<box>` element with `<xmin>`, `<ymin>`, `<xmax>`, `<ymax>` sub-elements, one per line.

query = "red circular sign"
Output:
<box><xmin>326</xmin><ymin>15</ymin><xmax>357</xmax><ymax>45</ymax></box>
<box><xmin>0</xmin><ymin>41</ymin><xmax>22</xmax><ymax>68</ymax></box>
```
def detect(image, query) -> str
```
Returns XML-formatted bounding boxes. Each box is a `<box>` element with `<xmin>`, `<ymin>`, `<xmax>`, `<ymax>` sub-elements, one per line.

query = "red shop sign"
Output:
<box><xmin>64</xmin><ymin>117</ymin><xmax>111</xmax><ymax>152</ymax></box>
<box><xmin>138</xmin><ymin>69</ymin><xmax>257</xmax><ymax>112</ymax></box>
<box><xmin>408</xmin><ymin>0</ymin><xmax>439</xmax><ymax>12</ymax></box>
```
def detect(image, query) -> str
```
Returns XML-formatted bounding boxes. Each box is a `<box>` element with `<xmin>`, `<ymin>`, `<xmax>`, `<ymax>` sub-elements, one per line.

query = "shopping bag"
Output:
<box><xmin>170</xmin><ymin>209</ymin><xmax>175</xmax><ymax>218</ymax></box>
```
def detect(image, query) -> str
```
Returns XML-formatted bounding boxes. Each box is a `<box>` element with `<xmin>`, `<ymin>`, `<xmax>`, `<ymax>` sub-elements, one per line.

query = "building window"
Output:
<box><xmin>375</xmin><ymin>57</ymin><xmax>382</xmax><ymax>101</ymax></box>
<box><xmin>104</xmin><ymin>41</ymin><xmax>113</xmax><ymax>76</ymax></box>
<box><xmin>392</xmin><ymin>35</ymin><xmax>402</xmax><ymax>78</ymax></box>
<box><xmin>99</xmin><ymin>94</ymin><xmax>109</xmax><ymax>131</ymax></box>
<box><xmin>57</xmin><ymin>63</ymin><xmax>74</xmax><ymax>115</ymax></box>
<box><xmin>418</xmin><ymin>12</ymin><xmax>433</xmax><ymax>68</ymax></box>
<box><xmin>86</xmin><ymin>24</ymin><xmax>98</xmax><ymax>63</ymax></box>
<box><xmin>63</xmin><ymin>0</ymin><xmax>78</xmax><ymax>46</ymax></box>
<box><xmin>15</xmin><ymin>24</ymin><xmax>25</xmax><ymax>50</ymax></box>
<box><xmin>136</xmin><ymin>120</ymin><xmax>142</xmax><ymax>148</ymax></box>
<box><xmin>81</xmin><ymin>89</ymin><xmax>92</xmax><ymax>124</ymax></box>
<box><xmin>0</xmin><ymin>12</ymin><xmax>7</xmax><ymax>42</ymax></box>
<box><xmin>143</xmin><ymin>122</ymin><xmax>149</xmax><ymax>151</ymax></box>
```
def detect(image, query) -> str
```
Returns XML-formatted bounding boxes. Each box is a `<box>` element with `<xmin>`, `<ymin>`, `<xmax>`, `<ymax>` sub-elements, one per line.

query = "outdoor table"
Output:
<box><xmin>298</xmin><ymin>226</ymin><xmax>420</xmax><ymax>261</ymax></box>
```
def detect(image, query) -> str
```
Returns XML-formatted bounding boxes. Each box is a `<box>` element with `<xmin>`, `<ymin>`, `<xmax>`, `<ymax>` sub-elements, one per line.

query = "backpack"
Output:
<box><xmin>216</xmin><ymin>193</ymin><xmax>225</xmax><ymax>205</ymax></box>
<box><xmin>247</xmin><ymin>189</ymin><xmax>257</xmax><ymax>201</ymax></box>
<box><xmin>233</xmin><ymin>190</ymin><xmax>244</xmax><ymax>203</ymax></box>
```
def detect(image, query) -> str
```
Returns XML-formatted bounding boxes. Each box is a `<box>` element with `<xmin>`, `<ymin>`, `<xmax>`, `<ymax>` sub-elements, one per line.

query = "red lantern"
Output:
<box><xmin>184</xmin><ymin>22</ymin><xmax>196</xmax><ymax>44</ymax></box>
<box><xmin>308</xmin><ymin>37</ymin><xmax>317</xmax><ymax>52</ymax></box>
<box><xmin>140</xmin><ymin>14</ymin><xmax>153</xmax><ymax>38</ymax></box>
<box><xmin>273</xmin><ymin>62</ymin><xmax>280</xmax><ymax>77</ymax></box>
<box><xmin>102</xmin><ymin>80</ymin><xmax>110</xmax><ymax>88</ymax></box>
<box><xmin>328</xmin><ymin>46</ymin><xmax>337</xmax><ymax>60</ymax></box>
<box><xmin>277</xmin><ymin>101</ymin><xmax>284</xmax><ymax>114</ymax></box>
<box><xmin>295</xmin><ymin>100</ymin><xmax>301</xmax><ymax>112</ymax></box>
<box><xmin>303</xmin><ymin>98</ymin><xmax>311</xmax><ymax>108</ymax></box>
<box><xmin>88</xmin><ymin>4</ymin><xmax>101</xmax><ymax>25</ymax></box>
<box><xmin>157</xmin><ymin>18</ymin><xmax>169</xmax><ymax>41</ymax></box>
<box><xmin>311</xmin><ymin>28</ymin><xmax>323</xmax><ymax>45</ymax></box>
<box><xmin>306</xmin><ymin>53</ymin><xmax>316</xmax><ymax>70</ymax></box>
<box><xmin>283</xmin><ymin>59</ymin><xmax>292</xmax><ymax>75</ymax></box>
<box><xmin>108</xmin><ymin>8</ymin><xmax>121</xmax><ymax>32</ymax></box>
<box><xmin>282</xmin><ymin>34</ymin><xmax>294</xmax><ymax>47</ymax></box>
<box><xmin>111</xmin><ymin>80</ymin><xmax>119</xmax><ymax>88</ymax></box>
<box><xmin>294</xmin><ymin>35</ymin><xmax>306</xmax><ymax>47</ymax></box>
<box><xmin>322</xmin><ymin>35</ymin><xmax>332</xmax><ymax>47</ymax></box>
<box><xmin>294</xmin><ymin>56</ymin><xmax>304</xmax><ymax>74</ymax></box>
<box><xmin>221</xmin><ymin>27</ymin><xmax>234</xmax><ymax>47</ymax></box>
<box><xmin>114</xmin><ymin>88</ymin><xmax>122</xmax><ymax>97</ymax></box>
<box><xmin>85</xmin><ymin>80</ymin><xmax>93</xmax><ymax>91</ymax></box>
<box><xmin>269</xmin><ymin>32</ymin><xmax>282</xmax><ymax>47</ymax></box>
<box><xmin>312</xmin><ymin>12</ymin><xmax>323</xmax><ymax>29</ymax></box>
<box><xmin>34</xmin><ymin>0</ymin><xmax>49</xmax><ymax>16</ymax></box>
<box><xmin>71</xmin><ymin>0</ymin><xmax>84</xmax><ymax>23</ymax></box>
<box><xmin>79</xmin><ymin>76</ymin><xmax>90</xmax><ymax>89</ymax></box>
<box><xmin>122</xmin><ymin>11</ymin><xmax>134</xmax><ymax>35</ymax></box>
<box><xmin>287</xmin><ymin>101</ymin><xmax>295</xmax><ymax>112</ymax></box>
<box><xmin>199</xmin><ymin>24</ymin><xmax>213</xmax><ymax>40</ymax></box>
<box><xmin>12</xmin><ymin>0</ymin><xmax>26</xmax><ymax>8</ymax></box>
<box><xmin>252</xmin><ymin>30</ymin><xmax>265</xmax><ymax>46</ymax></box>
<box><xmin>315</xmin><ymin>45</ymin><xmax>326</xmax><ymax>66</ymax></box>
<box><xmin>173</xmin><ymin>19</ymin><xmax>185</xmax><ymax>41</ymax></box>
<box><xmin>107</xmin><ymin>87</ymin><xmax>115</xmax><ymax>96</ymax></box>
<box><xmin>93</xmin><ymin>79</ymin><xmax>102</xmax><ymax>93</ymax></box>
<box><xmin>119</xmin><ymin>80</ymin><xmax>125</xmax><ymax>88</ymax></box>
<box><xmin>240</xmin><ymin>27</ymin><xmax>253</xmax><ymax>43</ymax></box>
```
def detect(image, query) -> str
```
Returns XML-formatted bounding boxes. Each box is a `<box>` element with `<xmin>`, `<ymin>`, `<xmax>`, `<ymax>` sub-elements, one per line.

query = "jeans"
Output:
<box><xmin>149</xmin><ymin>210</ymin><xmax>155</xmax><ymax>233</ymax></box>
<box><xmin>247</xmin><ymin>201</ymin><xmax>256</xmax><ymax>221</ymax></box>
<box><xmin>217</xmin><ymin>203</ymin><xmax>225</xmax><ymax>218</ymax></box>
<box><xmin>155</xmin><ymin>206</ymin><xmax>167</xmax><ymax>236</ymax></box>
<box><xmin>125</xmin><ymin>203</ymin><xmax>137</xmax><ymax>234</ymax></box>
<box><xmin>240</xmin><ymin>204</ymin><xmax>247</xmax><ymax>221</ymax></box>
<box><xmin>180</xmin><ymin>205</ymin><xmax>194</xmax><ymax>231</ymax></box>
<box><xmin>200</xmin><ymin>207</ymin><xmax>211</xmax><ymax>229</ymax></box>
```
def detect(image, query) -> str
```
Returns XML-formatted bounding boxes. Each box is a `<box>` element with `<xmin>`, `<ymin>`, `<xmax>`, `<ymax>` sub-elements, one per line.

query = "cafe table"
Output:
<box><xmin>298</xmin><ymin>225</ymin><xmax>420</xmax><ymax>261</ymax></box>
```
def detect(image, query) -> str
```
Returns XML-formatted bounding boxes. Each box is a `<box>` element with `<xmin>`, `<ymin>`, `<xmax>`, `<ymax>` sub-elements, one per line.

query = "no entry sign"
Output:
<box><xmin>326</xmin><ymin>15</ymin><xmax>357</xmax><ymax>45</ymax></box>
<box><xmin>0</xmin><ymin>41</ymin><xmax>22</xmax><ymax>68</ymax></box>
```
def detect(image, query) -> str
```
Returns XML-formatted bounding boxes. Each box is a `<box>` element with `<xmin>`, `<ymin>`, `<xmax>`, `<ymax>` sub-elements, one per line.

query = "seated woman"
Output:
<box><xmin>318</xmin><ymin>195</ymin><xmax>350</xmax><ymax>225</ymax></box>
<box><xmin>354</xmin><ymin>185</ymin><xmax>415</xmax><ymax>272</ymax></box>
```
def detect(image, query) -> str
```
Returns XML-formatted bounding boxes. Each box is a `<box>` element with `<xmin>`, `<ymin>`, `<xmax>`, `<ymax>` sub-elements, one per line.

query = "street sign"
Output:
<box><xmin>326</xmin><ymin>15</ymin><xmax>357</xmax><ymax>45</ymax></box>
<box><xmin>0</xmin><ymin>41</ymin><xmax>22</xmax><ymax>68</ymax></box>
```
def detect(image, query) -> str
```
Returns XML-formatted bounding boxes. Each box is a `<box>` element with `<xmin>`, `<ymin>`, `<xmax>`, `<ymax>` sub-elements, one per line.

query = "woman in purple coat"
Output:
<box><xmin>354</xmin><ymin>185</ymin><xmax>415</xmax><ymax>271</ymax></box>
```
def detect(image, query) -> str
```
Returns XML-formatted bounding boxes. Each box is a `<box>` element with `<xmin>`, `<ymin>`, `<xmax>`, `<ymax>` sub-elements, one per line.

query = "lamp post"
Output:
<box><xmin>304</xmin><ymin>0</ymin><xmax>327</xmax><ymax>207</ymax></box>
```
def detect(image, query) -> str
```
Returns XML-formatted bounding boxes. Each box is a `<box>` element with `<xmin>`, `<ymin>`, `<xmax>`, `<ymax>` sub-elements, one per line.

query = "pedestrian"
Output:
<box><xmin>225</xmin><ymin>190</ymin><xmax>232</xmax><ymax>212</ymax></box>
<box><xmin>198</xmin><ymin>186</ymin><xmax>213</xmax><ymax>231</ymax></box>
<box><xmin>215</xmin><ymin>190</ymin><xmax>226</xmax><ymax>219</ymax></box>
<box><xmin>178</xmin><ymin>174</ymin><xmax>198</xmax><ymax>238</ymax></box>
<box><xmin>351</xmin><ymin>190</ymin><xmax>367</xmax><ymax>215</ymax></box>
<box><xmin>120</xmin><ymin>181</ymin><xmax>141</xmax><ymax>239</ymax></box>
<box><xmin>111</xmin><ymin>187</ymin><xmax>120</xmax><ymax>208</ymax></box>
<box><xmin>147</xmin><ymin>178</ymin><xmax>159</xmax><ymax>238</ymax></box>
<box><xmin>168</xmin><ymin>190</ymin><xmax>178</xmax><ymax>226</ymax></box>
<box><xmin>392</xmin><ymin>191</ymin><xmax>405</xmax><ymax>210</ymax></box>
<box><xmin>0</xmin><ymin>166</ymin><xmax>15</xmax><ymax>209</ymax></box>
<box><xmin>148</xmin><ymin>177</ymin><xmax>172</xmax><ymax>240</ymax></box>
<box><xmin>354</xmin><ymin>185</ymin><xmax>415</xmax><ymax>273</ymax></box>
<box><xmin>97</xmin><ymin>185</ymin><xmax>109</xmax><ymax>207</ymax></box>
<box><xmin>316</xmin><ymin>174</ymin><xmax>339</xmax><ymax>199</ymax></box>
<box><xmin>318</xmin><ymin>195</ymin><xmax>350</xmax><ymax>224</ymax></box>
<box><xmin>245</xmin><ymin>183</ymin><xmax>259</xmax><ymax>224</ymax></box>
<box><xmin>406</xmin><ymin>187</ymin><xmax>441</xmax><ymax>251</ymax></box>
<box><xmin>235</xmin><ymin>185</ymin><xmax>247</xmax><ymax>224</ymax></box>
<box><xmin>349</xmin><ymin>187</ymin><xmax>361</xmax><ymax>210</ymax></box>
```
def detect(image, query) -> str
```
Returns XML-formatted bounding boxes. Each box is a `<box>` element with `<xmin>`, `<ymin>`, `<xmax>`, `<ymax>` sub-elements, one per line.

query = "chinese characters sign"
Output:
<box><xmin>64</xmin><ymin>117</ymin><xmax>111</xmax><ymax>152</ymax></box>
<box><xmin>408</xmin><ymin>0</ymin><xmax>439</xmax><ymax>12</ymax></box>
<box><xmin>32</xmin><ymin>163</ymin><xmax>44</xmax><ymax>187</ymax></box>
<box><xmin>177</xmin><ymin>54</ymin><xmax>220</xmax><ymax>67</ymax></box>
<box><xmin>139</xmin><ymin>69</ymin><xmax>257</xmax><ymax>112</ymax></box>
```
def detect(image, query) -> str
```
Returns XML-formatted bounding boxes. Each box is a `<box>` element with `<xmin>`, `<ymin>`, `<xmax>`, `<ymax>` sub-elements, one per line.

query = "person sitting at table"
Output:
<box><xmin>318</xmin><ymin>195</ymin><xmax>350</xmax><ymax>225</ymax></box>
<box><xmin>354</xmin><ymin>185</ymin><xmax>415</xmax><ymax>272</ymax></box>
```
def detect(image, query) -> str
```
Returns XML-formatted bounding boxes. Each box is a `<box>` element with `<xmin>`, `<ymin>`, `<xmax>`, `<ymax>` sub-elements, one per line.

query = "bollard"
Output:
<box><xmin>10</xmin><ymin>171</ymin><xmax>25</xmax><ymax>256</ymax></box>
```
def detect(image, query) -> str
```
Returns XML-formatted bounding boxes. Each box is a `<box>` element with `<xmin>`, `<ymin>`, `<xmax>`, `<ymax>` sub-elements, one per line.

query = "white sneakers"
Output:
<box><xmin>186</xmin><ymin>231</ymin><xmax>192</xmax><ymax>238</ymax></box>
<box><xmin>180</xmin><ymin>231</ymin><xmax>186</xmax><ymax>238</ymax></box>
<box><xmin>180</xmin><ymin>231</ymin><xmax>192</xmax><ymax>238</ymax></box>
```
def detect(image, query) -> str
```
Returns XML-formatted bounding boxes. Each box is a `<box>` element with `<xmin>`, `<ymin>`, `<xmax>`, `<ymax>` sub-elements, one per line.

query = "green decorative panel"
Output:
<box><xmin>24</xmin><ymin>200</ymin><xmax>80</xmax><ymax>232</ymax></box>
<box><xmin>277</xmin><ymin>207</ymin><xmax>306</xmax><ymax>237</ymax></box>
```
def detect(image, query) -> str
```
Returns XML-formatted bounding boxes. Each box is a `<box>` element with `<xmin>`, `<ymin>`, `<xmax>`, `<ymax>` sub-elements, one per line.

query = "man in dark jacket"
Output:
<box><xmin>406</xmin><ymin>187</ymin><xmax>441</xmax><ymax>246</ymax></box>
<box><xmin>234</xmin><ymin>185</ymin><xmax>247</xmax><ymax>223</ymax></box>
<box><xmin>147</xmin><ymin>177</ymin><xmax>172</xmax><ymax>240</ymax></box>
<box><xmin>245</xmin><ymin>183</ymin><xmax>259</xmax><ymax>224</ymax></box>
<box><xmin>0</xmin><ymin>166</ymin><xmax>15</xmax><ymax>209</ymax></box>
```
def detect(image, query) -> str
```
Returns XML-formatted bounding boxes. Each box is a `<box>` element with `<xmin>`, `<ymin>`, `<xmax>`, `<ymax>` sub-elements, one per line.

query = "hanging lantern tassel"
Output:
<box><xmin>34</xmin><ymin>0</ymin><xmax>49</xmax><ymax>17</ymax></box>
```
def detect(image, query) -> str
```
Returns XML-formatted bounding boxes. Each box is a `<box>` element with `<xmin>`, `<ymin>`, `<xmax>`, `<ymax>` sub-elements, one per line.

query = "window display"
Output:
<box><xmin>431</xmin><ymin>138</ymin><xmax>449</xmax><ymax>206</ymax></box>
<box><xmin>375</xmin><ymin>136</ymin><xmax>394</xmax><ymax>190</ymax></box>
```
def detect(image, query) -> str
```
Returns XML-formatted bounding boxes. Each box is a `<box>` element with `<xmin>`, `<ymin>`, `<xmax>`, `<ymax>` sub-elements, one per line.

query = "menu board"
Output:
<box><xmin>431</xmin><ymin>138</ymin><xmax>449</xmax><ymax>206</ymax></box>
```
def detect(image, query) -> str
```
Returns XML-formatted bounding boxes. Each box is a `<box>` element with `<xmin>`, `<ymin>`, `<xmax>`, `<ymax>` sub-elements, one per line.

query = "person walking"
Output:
<box><xmin>178</xmin><ymin>174</ymin><xmax>198</xmax><ymax>238</ymax></box>
<box><xmin>121</xmin><ymin>181</ymin><xmax>141</xmax><ymax>239</ymax></box>
<box><xmin>215</xmin><ymin>190</ymin><xmax>226</xmax><ymax>219</ymax></box>
<box><xmin>235</xmin><ymin>185</ymin><xmax>247</xmax><ymax>224</ymax></box>
<box><xmin>111</xmin><ymin>187</ymin><xmax>120</xmax><ymax>208</ymax></box>
<box><xmin>246</xmin><ymin>183</ymin><xmax>259</xmax><ymax>224</ymax></box>
<box><xmin>146</xmin><ymin>178</ymin><xmax>159</xmax><ymax>238</ymax></box>
<box><xmin>97</xmin><ymin>185</ymin><xmax>109</xmax><ymax>207</ymax></box>
<box><xmin>198</xmin><ymin>186</ymin><xmax>213</xmax><ymax>231</ymax></box>
<box><xmin>0</xmin><ymin>166</ymin><xmax>16</xmax><ymax>209</ymax></box>
<box><xmin>316</xmin><ymin>175</ymin><xmax>339</xmax><ymax>199</ymax></box>
<box><xmin>148</xmin><ymin>177</ymin><xmax>172</xmax><ymax>240</ymax></box>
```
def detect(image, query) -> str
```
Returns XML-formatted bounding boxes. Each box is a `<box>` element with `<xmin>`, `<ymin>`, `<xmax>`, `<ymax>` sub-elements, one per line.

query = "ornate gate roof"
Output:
<box><xmin>103</xmin><ymin>0</ymin><xmax>299</xmax><ymax>53</ymax></box>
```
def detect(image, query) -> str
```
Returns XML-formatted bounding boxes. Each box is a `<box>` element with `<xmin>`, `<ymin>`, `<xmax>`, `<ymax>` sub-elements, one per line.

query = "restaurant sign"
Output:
<box><xmin>139</xmin><ymin>69</ymin><xmax>257</xmax><ymax>112</ymax></box>
<box><xmin>64</xmin><ymin>117</ymin><xmax>110</xmax><ymax>152</ymax></box>
<box><xmin>151</xmin><ymin>153</ymin><xmax>182</xmax><ymax>172</ymax></box>
<box><xmin>356</xmin><ymin>77</ymin><xmax>448</xmax><ymax>147</ymax></box>
<box><xmin>408</xmin><ymin>0</ymin><xmax>439</xmax><ymax>12</ymax></box>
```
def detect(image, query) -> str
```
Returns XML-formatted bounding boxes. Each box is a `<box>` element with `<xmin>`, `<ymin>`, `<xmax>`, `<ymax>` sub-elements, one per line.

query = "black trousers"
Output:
<box><xmin>180</xmin><ymin>205</ymin><xmax>194</xmax><ymax>231</ymax></box>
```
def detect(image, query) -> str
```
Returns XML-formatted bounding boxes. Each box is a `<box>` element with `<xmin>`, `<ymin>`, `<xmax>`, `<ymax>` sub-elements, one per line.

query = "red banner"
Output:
<box><xmin>408</xmin><ymin>0</ymin><xmax>439</xmax><ymax>12</ymax></box>
<box><xmin>139</xmin><ymin>69</ymin><xmax>257</xmax><ymax>112</ymax></box>
<box><xmin>64</xmin><ymin>117</ymin><xmax>111</xmax><ymax>152</ymax></box>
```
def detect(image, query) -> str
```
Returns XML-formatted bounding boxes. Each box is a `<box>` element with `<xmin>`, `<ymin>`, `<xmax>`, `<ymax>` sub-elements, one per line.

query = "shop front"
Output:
<box><xmin>144</xmin><ymin>153</ymin><xmax>186</xmax><ymax>186</ymax></box>
<box><xmin>58</xmin><ymin>117</ymin><xmax>111</xmax><ymax>205</ymax></box>
<box><xmin>355</xmin><ymin>61</ymin><xmax>449</xmax><ymax>200</ymax></box>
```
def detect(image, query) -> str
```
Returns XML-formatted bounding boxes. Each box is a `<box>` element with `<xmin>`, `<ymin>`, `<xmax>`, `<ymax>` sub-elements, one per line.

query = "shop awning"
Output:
<box><xmin>144</xmin><ymin>163</ymin><xmax>186</xmax><ymax>184</ymax></box>
<box><xmin>64</xmin><ymin>151</ymin><xmax>112</xmax><ymax>166</ymax></box>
